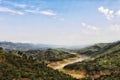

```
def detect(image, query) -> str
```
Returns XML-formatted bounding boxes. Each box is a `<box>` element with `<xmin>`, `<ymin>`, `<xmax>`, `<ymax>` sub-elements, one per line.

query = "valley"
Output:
<box><xmin>0</xmin><ymin>41</ymin><xmax>120</xmax><ymax>80</ymax></box>
<box><xmin>48</xmin><ymin>55</ymin><xmax>90</xmax><ymax>69</ymax></box>
<box><xmin>48</xmin><ymin>54</ymin><xmax>90</xmax><ymax>79</ymax></box>
<box><xmin>1</xmin><ymin>0</ymin><xmax>120</xmax><ymax>80</ymax></box>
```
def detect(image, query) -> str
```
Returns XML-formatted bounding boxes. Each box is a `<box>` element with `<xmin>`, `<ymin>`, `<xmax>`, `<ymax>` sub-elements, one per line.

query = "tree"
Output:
<box><xmin>17</xmin><ymin>51</ymin><xmax>23</xmax><ymax>55</ymax></box>
<box><xmin>0</xmin><ymin>47</ymin><xmax>3</xmax><ymax>53</ymax></box>
<box><xmin>22</xmin><ymin>54</ymin><xmax>27</xmax><ymax>59</ymax></box>
<box><xmin>28</xmin><ymin>56</ymin><xmax>33</xmax><ymax>61</ymax></box>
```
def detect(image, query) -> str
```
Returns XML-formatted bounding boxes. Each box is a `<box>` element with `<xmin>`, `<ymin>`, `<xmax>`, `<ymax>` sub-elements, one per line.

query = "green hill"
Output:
<box><xmin>73</xmin><ymin>43</ymin><xmax>108</xmax><ymax>56</ymax></box>
<box><xmin>0</xmin><ymin>47</ymin><xmax>77</xmax><ymax>80</ymax></box>
<box><xmin>64</xmin><ymin>41</ymin><xmax>120</xmax><ymax>80</ymax></box>
<box><xmin>23</xmin><ymin>49</ymin><xmax>76</xmax><ymax>62</ymax></box>
<box><xmin>74</xmin><ymin>41</ymin><xmax>120</xmax><ymax>57</ymax></box>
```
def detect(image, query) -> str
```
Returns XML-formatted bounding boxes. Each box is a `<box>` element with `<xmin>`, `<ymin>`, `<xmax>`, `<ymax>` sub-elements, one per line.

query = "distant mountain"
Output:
<box><xmin>73</xmin><ymin>43</ymin><xmax>109</xmax><ymax>56</ymax></box>
<box><xmin>0</xmin><ymin>41</ymin><xmax>62</xmax><ymax>51</ymax></box>
<box><xmin>60</xmin><ymin>45</ymin><xmax>89</xmax><ymax>50</ymax></box>
<box><xmin>0</xmin><ymin>41</ymin><xmax>87</xmax><ymax>51</ymax></box>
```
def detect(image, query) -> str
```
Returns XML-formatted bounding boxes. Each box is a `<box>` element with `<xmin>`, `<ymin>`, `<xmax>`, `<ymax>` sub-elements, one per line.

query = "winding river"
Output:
<box><xmin>53</xmin><ymin>55</ymin><xmax>90</xmax><ymax>69</ymax></box>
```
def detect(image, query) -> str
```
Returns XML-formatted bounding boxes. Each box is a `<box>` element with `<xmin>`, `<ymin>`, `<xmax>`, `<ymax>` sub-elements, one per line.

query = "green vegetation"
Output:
<box><xmin>74</xmin><ymin>43</ymin><xmax>108</xmax><ymax>56</ymax></box>
<box><xmin>31</xmin><ymin>49</ymin><xmax>75</xmax><ymax>62</ymax></box>
<box><xmin>0</xmin><ymin>47</ymin><xmax>77</xmax><ymax>80</ymax></box>
<box><xmin>64</xmin><ymin>41</ymin><xmax>120</xmax><ymax>79</ymax></box>
<box><xmin>1</xmin><ymin>41</ymin><xmax>120</xmax><ymax>80</ymax></box>
<box><xmin>74</xmin><ymin>41</ymin><xmax>120</xmax><ymax>57</ymax></box>
<box><xmin>96</xmin><ymin>73</ymin><xmax>120</xmax><ymax>80</ymax></box>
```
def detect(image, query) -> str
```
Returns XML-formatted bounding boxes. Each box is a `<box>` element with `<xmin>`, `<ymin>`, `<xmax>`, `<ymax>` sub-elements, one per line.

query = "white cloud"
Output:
<box><xmin>25</xmin><ymin>9</ymin><xmax>56</xmax><ymax>16</ymax></box>
<box><xmin>79</xmin><ymin>23</ymin><xmax>120</xmax><ymax>45</ymax></box>
<box><xmin>81</xmin><ymin>22</ymin><xmax>86</xmax><ymax>26</ymax></box>
<box><xmin>25</xmin><ymin>10</ymin><xmax>37</xmax><ymax>14</ymax></box>
<box><xmin>81</xmin><ymin>22</ymin><xmax>99</xmax><ymax>30</ymax></box>
<box><xmin>0</xmin><ymin>1</ymin><xmax>57</xmax><ymax>16</ymax></box>
<box><xmin>40</xmin><ymin>10</ymin><xmax>56</xmax><ymax>16</ymax></box>
<box><xmin>0</xmin><ymin>6</ymin><xmax>24</xmax><ymax>15</ymax></box>
<box><xmin>116</xmin><ymin>10</ymin><xmax>120</xmax><ymax>16</ymax></box>
<box><xmin>1</xmin><ymin>1</ymin><xmax>26</xmax><ymax>8</ymax></box>
<box><xmin>98</xmin><ymin>6</ymin><xmax>114</xmax><ymax>20</ymax></box>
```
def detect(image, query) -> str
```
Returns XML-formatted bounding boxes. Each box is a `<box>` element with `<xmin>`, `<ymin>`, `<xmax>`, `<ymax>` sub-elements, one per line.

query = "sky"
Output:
<box><xmin>0</xmin><ymin>0</ymin><xmax>120</xmax><ymax>46</ymax></box>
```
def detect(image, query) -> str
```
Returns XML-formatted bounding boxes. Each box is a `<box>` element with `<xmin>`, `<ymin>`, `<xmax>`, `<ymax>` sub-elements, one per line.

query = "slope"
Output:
<box><xmin>23</xmin><ymin>48</ymin><xmax>76</xmax><ymax>62</ymax></box>
<box><xmin>0</xmin><ymin>47</ymin><xmax>77</xmax><ymax>80</ymax></box>
<box><xmin>64</xmin><ymin>41</ymin><xmax>120</xmax><ymax>79</ymax></box>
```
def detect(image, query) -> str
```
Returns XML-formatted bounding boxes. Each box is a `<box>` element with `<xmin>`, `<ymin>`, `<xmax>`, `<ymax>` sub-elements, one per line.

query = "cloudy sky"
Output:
<box><xmin>0</xmin><ymin>0</ymin><xmax>120</xmax><ymax>46</ymax></box>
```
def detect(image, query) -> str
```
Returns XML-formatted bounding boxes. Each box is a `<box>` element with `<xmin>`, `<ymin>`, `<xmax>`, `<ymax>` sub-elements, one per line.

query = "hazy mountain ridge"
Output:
<box><xmin>0</xmin><ymin>41</ymin><xmax>62</xmax><ymax>51</ymax></box>
<box><xmin>0</xmin><ymin>41</ymin><xmax>86</xmax><ymax>51</ymax></box>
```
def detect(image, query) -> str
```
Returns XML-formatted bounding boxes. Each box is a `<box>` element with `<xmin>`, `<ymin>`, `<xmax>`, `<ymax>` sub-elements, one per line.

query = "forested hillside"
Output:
<box><xmin>0</xmin><ymin>47</ymin><xmax>77</xmax><ymax>80</ymax></box>
<box><xmin>1</xmin><ymin>41</ymin><xmax>120</xmax><ymax>80</ymax></box>
<box><xmin>23</xmin><ymin>49</ymin><xmax>76</xmax><ymax>62</ymax></box>
<box><xmin>34</xmin><ymin>49</ymin><xmax>76</xmax><ymax>62</ymax></box>
<box><xmin>64</xmin><ymin>41</ymin><xmax>120</xmax><ymax>80</ymax></box>
<box><xmin>96</xmin><ymin>73</ymin><xmax>120</xmax><ymax>80</ymax></box>
<box><xmin>73</xmin><ymin>43</ymin><xmax>108</xmax><ymax>56</ymax></box>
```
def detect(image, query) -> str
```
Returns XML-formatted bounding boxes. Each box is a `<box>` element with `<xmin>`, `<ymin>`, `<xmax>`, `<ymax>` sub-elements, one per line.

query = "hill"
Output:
<box><xmin>23</xmin><ymin>49</ymin><xmax>76</xmax><ymax>62</ymax></box>
<box><xmin>73</xmin><ymin>41</ymin><xmax>120</xmax><ymax>57</ymax></box>
<box><xmin>73</xmin><ymin>43</ymin><xmax>108</xmax><ymax>56</ymax></box>
<box><xmin>0</xmin><ymin>47</ymin><xmax>77</xmax><ymax>80</ymax></box>
<box><xmin>64</xmin><ymin>41</ymin><xmax>120</xmax><ymax>80</ymax></box>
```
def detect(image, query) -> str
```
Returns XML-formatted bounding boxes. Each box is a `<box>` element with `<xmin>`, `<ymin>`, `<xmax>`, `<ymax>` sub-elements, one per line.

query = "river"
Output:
<box><xmin>53</xmin><ymin>55</ymin><xmax>90</xmax><ymax>69</ymax></box>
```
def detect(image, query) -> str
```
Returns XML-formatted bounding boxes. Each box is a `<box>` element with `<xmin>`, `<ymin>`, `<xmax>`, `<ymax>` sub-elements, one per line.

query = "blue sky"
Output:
<box><xmin>0</xmin><ymin>0</ymin><xmax>120</xmax><ymax>45</ymax></box>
